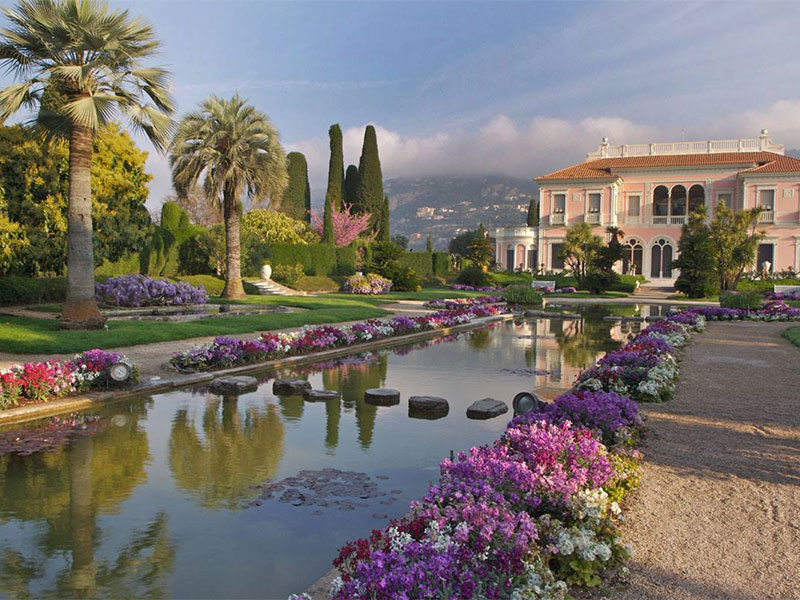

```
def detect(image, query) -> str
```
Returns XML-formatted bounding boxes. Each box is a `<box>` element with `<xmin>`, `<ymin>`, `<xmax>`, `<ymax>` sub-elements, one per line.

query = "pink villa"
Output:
<box><xmin>494</xmin><ymin>131</ymin><xmax>800</xmax><ymax>284</ymax></box>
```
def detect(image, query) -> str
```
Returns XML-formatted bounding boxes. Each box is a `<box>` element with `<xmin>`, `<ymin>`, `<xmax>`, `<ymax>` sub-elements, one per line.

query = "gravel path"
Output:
<box><xmin>601</xmin><ymin>321</ymin><xmax>800</xmax><ymax>600</ymax></box>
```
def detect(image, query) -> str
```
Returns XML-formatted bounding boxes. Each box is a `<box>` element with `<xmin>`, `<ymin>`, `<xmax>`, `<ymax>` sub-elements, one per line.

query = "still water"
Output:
<box><xmin>0</xmin><ymin>305</ymin><xmax>658</xmax><ymax>599</ymax></box>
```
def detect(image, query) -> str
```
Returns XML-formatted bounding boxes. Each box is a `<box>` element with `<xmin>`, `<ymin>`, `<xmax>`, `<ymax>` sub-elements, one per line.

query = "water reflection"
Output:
<box><xmin>0</xmin><ymin>398</ymin><xmax>175</xmax><ymax>598</ymax></box>
<box><xmin>168</xmin><ymin>397</ymin><xmax>285</xmax><ymax>510</ymax></box>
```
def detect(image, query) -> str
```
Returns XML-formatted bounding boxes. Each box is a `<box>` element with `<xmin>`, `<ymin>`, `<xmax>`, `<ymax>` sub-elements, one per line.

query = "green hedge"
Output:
<box><xmin>399</xmin><ymin>252</ymin><xmax>434</xmax><ymax>277</ymax></box>
<box><xmin>0</xmin><ymin>276</ymin><xmax>68</xmax><ymax>306</ymax></box>
<box><xmin>95</xmin><ymin>251</ymin><xmax>141</xmax><ymax>277</ymax></box>
<box><xmin>266</xmin><ymin>243</ymin><xmax>357</xmax><ymax>277</ymax></box>
<box><xmin>432</xmin><ymin>252</ymin><xmax>449</xmax><ymax>277</ymax></box>
<box><xmin>720</xmin><ymin>290</ymin><xmax>763</xmax><ymax>309</ymax></box>
<box><xmin>737</xmin><ymin>278</ymin><xmax>800</xmax><ymax>294</ymax></box>
<box><xmin>174</xmin><ymin>275</ymin><xmax>258</xmax><ymax>297</ymax></box>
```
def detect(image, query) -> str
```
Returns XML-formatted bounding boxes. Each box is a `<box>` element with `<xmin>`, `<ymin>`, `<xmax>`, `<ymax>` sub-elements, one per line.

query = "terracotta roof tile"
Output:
<box><xmin>535</xmin><ymin>151</ymin><xmax>800</xmax><ymax>181</ymax></box>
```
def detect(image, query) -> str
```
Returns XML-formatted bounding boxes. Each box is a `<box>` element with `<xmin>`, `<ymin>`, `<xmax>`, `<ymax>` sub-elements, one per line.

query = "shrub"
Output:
<box><xmin>456</xmin><ymin>266</ymin><xmax>496</xmax><ymax>288</ymax></box>
<box><xmin>720</xmin><ymin>290</ymin><xmax>763</xmax><ymax>310</ymax></box>
<box><xmin>95</xmin><ymin>251</ymin><xmax>141</xmax><ymax>277</ymax></box>
<box><xmin>243</xmin><ymin>209</ymin><xmax>319</xmax><ymax>245</ymax></box>
<box><xmin>344</xmin><ymin>273</ymin><xmax>393</xmax><ymax>294</ymax></box>
<box><xmin>502</xmin><ymin>284</ymin><xmax>543</xmax><ymax>306</ymax></box>
<box><xmin>95</xmin><ymin>275</ymin><xmax>208</xmax><ymax>307</ymax></box>
<box><xmin>383</xmin><ymin>263</ymin><xmax>422</xmax><ymax>292</ymax></box>
<box><xmin>271</xmin><ymin>263</ymin><xmax>304</xmax><ymax>288</ymax></box>
<box><xmin>432</xmin><ymin>251</ymin><xmax>450</xmax><ymax>276</ymax></box>
<box><xmin>177</xmin><ymin>227</ymin><xmax>214</xmax><ymax>275</ymax></box>
<box><xmin>399</xmin><ymin>251</ymin><xmax>433</xmax><ymax>277</ymax></box>
<box><xmin>0</xmin><ymin>276</ymin><xmax>68</xmax><ymax>306</ymax></box>
<box><xmin>737</xmin><ymin>277</ymin><xmax>800</xmax><ymax>294</ymax></box>
<box><xmin>266</xmin><ymin>243</ymin><xmax>356</xmax><ymax>276</ymax></box>
<box><xmin>583</xmin><ymin>269</ymin><xmax>617</xmax><ymax>294</ymax></box>
<box><xmin>174</xmin><ymin>275</ymin><xmax>256</xmax><ymax>297</ymax></box>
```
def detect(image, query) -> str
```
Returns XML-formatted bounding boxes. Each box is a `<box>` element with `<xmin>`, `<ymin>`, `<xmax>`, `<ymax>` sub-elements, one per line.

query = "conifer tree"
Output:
<box><xmin>325</xmin><ymin>124</ymin><xmax>344</xmax><ymax>211</ymax></box>
<box><xmin>280</xmin><ymin>152</ymin><xmax>311</xmax><ymax>221</ymax></box>
<box><xmin>378</xmin><ymin>194</ymin><xmax>391</xmax><ymax>241</ymax></box>
<box><xmin>426</xmin><ymin>236</ymin><xmax>433</xmax><ymax>252</ymax></box>
<box><xmin>344</xmin><ymin>164</ymin><xmax>360</xmax><ymax>205</ymax></box>
<box><xmin>527</xmin><ymin>198</ymin><xmax>539</xmax><ymax>227</ymax></box>
<box><xmin>355</xmin><ymin>125</ymin><xmax>385</xmax><ymax>233</ymax></box>
<box><xmin>322</xmin><ymin>195</ymin><xmax>334</xmax><ymax>244</ymax></box>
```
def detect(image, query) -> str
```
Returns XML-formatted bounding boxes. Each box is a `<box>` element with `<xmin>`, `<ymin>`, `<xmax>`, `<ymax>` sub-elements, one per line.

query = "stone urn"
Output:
<box><xmin>260</xmin><ymin>263</ymin><xmax>272</xmax><ymax>281</ymax></box>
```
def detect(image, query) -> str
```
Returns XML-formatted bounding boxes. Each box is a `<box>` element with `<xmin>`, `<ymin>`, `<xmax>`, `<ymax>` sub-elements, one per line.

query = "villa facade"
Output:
<box><xmin>494</xmin><ymin>131</ymin><xmax>800</xmax><ymax>283</ymax></box>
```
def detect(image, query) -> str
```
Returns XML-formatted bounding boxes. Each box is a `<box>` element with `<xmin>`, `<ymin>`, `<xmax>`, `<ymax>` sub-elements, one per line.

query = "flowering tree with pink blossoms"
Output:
<box><xmin>310</xmin><ymin>202</ymin><xmax>371</xmax><ymax>247</ymax></box>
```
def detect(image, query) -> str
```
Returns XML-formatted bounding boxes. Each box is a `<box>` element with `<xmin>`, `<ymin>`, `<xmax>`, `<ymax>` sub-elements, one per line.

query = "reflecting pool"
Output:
<box><xmin>0</xmin><ymin>305</ymin><xmax>663</xmax><ymax>599</ymax></box>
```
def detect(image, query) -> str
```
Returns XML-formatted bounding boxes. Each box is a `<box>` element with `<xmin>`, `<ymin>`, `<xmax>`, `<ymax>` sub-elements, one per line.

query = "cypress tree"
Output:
<box><xmin>325</xmin><ymin>124</ymin><xmax>344</xmax><ymax>211</ymax></box>
<box><xmin>426</xmin><ymin>236</ymin><xmax>433</xmax><ymax>252</ymax></box>
<box><xmin>378</xmin><ymin>194</ymin><xmax>391</xmax><ymax>241</ymax></box>
<box><xmin>280</xmin><ymin>152</ymin><xmax>311</xmax><ymax>221</ymax></box>
<box><xmin>527</xmin><ymin>198</ymin><xmax>539</xmax><ymax>227</ymax></box>
<box><xmin>322</xmin><ymin>194</ymin><xmax>334</xmax><ymax>244</ymax></box>
<box><xmin>344</xmin><ymin>164</ymin><xmax>360</xmax><ymax>206</ymax></box>
<box><xmin>355</xmin><ymin>125</ymin><xmax>384</xmax><ymax>233</ymax></box>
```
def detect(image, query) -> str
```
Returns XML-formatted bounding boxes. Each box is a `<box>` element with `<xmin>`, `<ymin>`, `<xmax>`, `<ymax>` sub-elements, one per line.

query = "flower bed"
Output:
<box><xmin>423</xmin><ymin>296</ymin><xmax>504</xmax><ymax>310</ymax></box>
<box><xmin>765</xmin><ymin>290</ymin><xmax>800</xmax><ymax>301</ymax></box>
<box><xmin>170</xmin><ymin>305</ymin><xmax>508</xmax><ymax>372</ymax></box>
<box><xmin>95</xmin><ymin>275</ymin><xmax>208</xmax><ymax>307</ymax></box>
<box><xmin>685</xmin><ymin>300</ymin><xmax>800</xmax><ymax>321</ymax></box>
<box><xmin>301</xmin><ymin>311</ymin><xmax>706</xmax><ymax>600</ymax></box>
<box><xmin>450</xmin><ymin>284</ymin><xmax>501</xmax><ymax>292</ymax></box>
<box><xmin>0</xmin><ymin>349</ymin><xmax>136</xmax><ymax>410</ymax></box>
<box><xmin>343</xmin><ymin>273</ymin><xmax>393</xmax><ymax>295</ymax></box>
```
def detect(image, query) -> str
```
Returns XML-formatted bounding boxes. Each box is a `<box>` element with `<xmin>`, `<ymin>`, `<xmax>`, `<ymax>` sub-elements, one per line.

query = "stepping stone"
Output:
<box><xmin>364</xmin><ymin>388</ymin><xmax>400</xmax><ymax>406</ymax></box>
<box><xmin>645</xmin><ymin>316</ymin><xmax>666</xmax><ymax>322</ymax></box>
<box><xmin>408</xmin><ymin>396</ymin><xmax>449</xmax><ymax>419</ymax></box>
<box><xmin>209</xmin><ymin>376</ymin><xmax>258</xmax><ymax>395</ymax></box>
<box><xmin>273</xmin><ymin>379</ymin><xmax>312</xmax><ymax>395</ymax></box>
<box><xmin>303</xmin><ymin>389</ymin><xmax>341</xmax><ymax>402</ymax></box>
<box><xmin>466</xmin><ymin>398</ymin><xmax>508</xmax><ymax>420</ymax></box>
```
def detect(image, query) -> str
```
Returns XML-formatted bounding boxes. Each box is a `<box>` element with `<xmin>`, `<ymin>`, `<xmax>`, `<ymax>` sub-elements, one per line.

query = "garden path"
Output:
<box><xmin>601</xmin><ymin>321</ymin><xmax>800</xmax><ymax>600</ymax></box>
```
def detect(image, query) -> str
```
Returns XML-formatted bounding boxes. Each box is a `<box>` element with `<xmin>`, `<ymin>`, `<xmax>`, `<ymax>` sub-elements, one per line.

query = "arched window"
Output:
<box><xmin>670</xmin><ymin>185</ymin><xmax>686</xmax><ymax>216</ymax></box>
<box><xmin>622</xmin><ymin>239</ymin><xmax>644</xmax><ymax>276</ymax></box>
<box><xmin>653</xmin><ymin>185</ymin><xmax>669</xmax><ymax>217</ymax></box>
<box><xmin>650</xmin><ymin>238</ymin><xmax>674</xmax><ymax>278</ymax></box>
<box><xmin>688</xmin><ymin>184</ymin><xmax>705</xmax><ymax>215</ymax></box>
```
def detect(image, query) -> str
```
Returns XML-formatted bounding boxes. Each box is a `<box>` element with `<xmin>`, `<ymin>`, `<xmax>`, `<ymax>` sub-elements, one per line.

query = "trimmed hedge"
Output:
<box><xmin>432</xmin><ymin>252</ymin><xmax>450</xmax><ymax>277</ymax></box>
<box><xmin>737</xmin><ymin>278</ymin><xmax>800</xmax><ymax>294</ymax></box>
<box><xmin>95</xmin><ymin>251</ymin><xmax>141</xmax><ymax>277</ymax></box>
<box><xmin>720</xmin><ymin>290</ymin><xmax>762</xmax><ymax>309</ymax></box>
<box><xmin>266</xmin><ymin>243</ymin><xmax>357</xmax><ymax>277</ymax></box>
<box><xmin>174</xmin><ymin>275</ymin><xmax>258</xmax><ymax>297</ymax></box>
<box><xmin>399</xmin><ymin>252</ymin><xmax>434</xmax><ymax>277</ymax></box>
<box><xmin>0</xmin><ymin>276</ymin><xmax>68</xmax><ymax>306</ymax></box>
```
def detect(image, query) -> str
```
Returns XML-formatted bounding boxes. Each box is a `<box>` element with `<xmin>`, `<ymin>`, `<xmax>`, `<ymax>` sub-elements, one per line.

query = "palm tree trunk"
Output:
<box><xmin>221</xmin><ymin>186</ymin><xmax>246</xmax><ymax>299</ymax></box>
<box><xmin>61</xmin><ymin>125</ymin><xmax>105</xmax><ymax>329</ymax></box>
<box><xmin>69</xmin><ymin>436</ymin><xmax>96</xmax><ymax>597</ymax></box>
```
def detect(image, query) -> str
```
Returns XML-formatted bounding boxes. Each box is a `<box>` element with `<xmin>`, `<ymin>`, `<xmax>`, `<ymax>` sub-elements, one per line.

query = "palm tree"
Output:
<box><xmin>0</xmin><ymin>0</ymin><xmax>174</xmax><ymax>329</ymax></box>
<box><xmin>170</xmin><ymin>95</ymin><xmax>287</xmax><ymax>299</ymax></box>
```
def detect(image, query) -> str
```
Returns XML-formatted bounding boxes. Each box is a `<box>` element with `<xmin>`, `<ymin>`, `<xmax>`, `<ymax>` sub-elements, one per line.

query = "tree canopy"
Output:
<box><xmin>277</xmin><ymin>151</ymin><xmax>311</xmax><ymax>222</ymax></box>
<box><xmin>354</xmin><ymin>125</ymin><xmax>385</xmax><ymax>234</ymax></box>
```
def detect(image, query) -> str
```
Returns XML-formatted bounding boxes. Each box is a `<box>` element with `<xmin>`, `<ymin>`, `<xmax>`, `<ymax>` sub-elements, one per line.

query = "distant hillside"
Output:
<box><xmin>384</xmin><ymin>174</ymin><xmax>537</xmax><ymax>250</ymax></box>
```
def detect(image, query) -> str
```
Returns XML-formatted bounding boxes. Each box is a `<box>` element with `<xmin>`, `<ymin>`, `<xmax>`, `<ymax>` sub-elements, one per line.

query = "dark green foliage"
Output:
<box><xmin>527</xmin><ymin>199</ymin><xmax>539</xmax><ymax>227</ymax></box>
<box><xmin>593</xmin><ymin>227</ymin><xmax>625</xmax><ymax>275</ymax></box>
<box><xmin>334</xmin><ymin>246</ymin><xmax>358</xmax><ymax>276</ymax></box>
<box><xmin>432</xmin><ymin>252</ymin><xmax>449</xmax><ymax>277</ymax></box>
<box><xmin>160</xmin><ymin>201</ymin><xmax>188</xmax><ymax>236</ymax></box>
<box><xmin>281</xmin><ymin>152</ymin><xmax>311</xmax><ymax>221</ymax></box>
<box><xmin>140</xmin><ymin>203</ymin><xmax>197</xmax><ymax>277</ymax></box>
<box><xmin>325</xmin><ymin>124</ymin><xmax>344</xmax><ymax>211</ymax></box>
<box><xmin>456</xmin><ymin>267</ymin><xmax>496</xmax><ymax>288</ymax></box>
<box><xmin>673</xmin><ymin>210</ymin><xmax>720</xmax><ymax>298</ymax></box>
<box><xmin>426</xmin><ymin>236</ymin><xmax>433</xmax><ymax>252</ymax></box>
<box><xmin>322</xmin><ymin>194</ymin><xmax>334</xmax><ymax>244</ymax></box>
<box><xmin>583</xmin><ymin>269</ymin><xmax>617</xmax><ymax>295</ymax></box>
<box><xmin>344</xmin><ymin>164</ymin><xmax>359</xmax><ymax>205</ymax></box>
<box><xmin>378</xmin><ymin>194</ymin><xmax>391</xmax><ymax>241</ymax></box>
<box><xmin>95</xmin><ymin>251</ymin><xmax>141</xmax><ymax>277</ymax></box>
<box><xmin>449</xmin><ymin>229</ymin><xmax>483</xmax><ymax>256</ymax></box>
<box><xmin>175</xmin><ymin>275</ymin><xmax>258</xmax><ymax>297</ymax></box>
<box><xmin>272</xmin><ymin>263</ymin><xmax>305</xmax><ymax>288</ymax></box>
<box><xmin>369</xmin><ymin>241</ymin><xmax>421</xmax><ymax>291</ymax></box>
<box><xmin>355</xmin><ymin>125</ymin><xmax>385</xmax><ymax>234</ymax></box>
<box><xmin>502</xmin><ymin>284</ymin><xmax>542</xmax><ymax>306</ymax></box>
<box><xmin>399</xmin><ymin>252</ymin><xmax>434</xmax><ymax>277</ymax></box>
<box><xmin>266</xmin><ymin>243</ymin><xmax>356</xmax><ymax>277</ymax></box>
<box><xmin>466</xmin><ymin>234</ymin><xmax>493</xmax><ymax>270</ymax></box>
<box><xmin>177</xmin><ymin>226</ymin><xmax>214</xmax><ymax>275</ymax></box>
<box><xmin>737</xmin><ymin>277</ymin><xmax>800</xmax><ymax>294</ymax></box>
<box><xmin>720</xmin><ymin>290</ymin><xmax>763</xmax><ymax>309</ymax></box>
<box><xmin>391</xmin><ymin>234</ymin><xmax>409</xmax><ymax>249</ymax></box>
<box><xmin>608</xmin><ymin>280</ymin><xmax>637</xmax><ymax>294</ymax></box>
<box><xmin>0</xmin><ymin>275</ymin><xmax>68</xmax><ymax>305</ymax></box>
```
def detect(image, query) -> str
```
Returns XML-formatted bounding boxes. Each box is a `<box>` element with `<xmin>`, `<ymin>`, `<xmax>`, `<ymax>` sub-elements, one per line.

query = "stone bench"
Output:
<box><xmin>530</xmin><ymin>280</ymin><xmax>556</xmax><ymax>290</ymax></box>
<box><xmin>774</xmin><ymin>285</ymin><xmax>800</xmax><ymax>294</ymax></box>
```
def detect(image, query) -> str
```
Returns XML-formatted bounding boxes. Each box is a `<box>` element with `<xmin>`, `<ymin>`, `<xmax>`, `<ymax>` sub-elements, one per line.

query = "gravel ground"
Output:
<box><xmin>586</xmin><ymin>321</ymin><xmax>800</xmax><ymax>600</ymax></box>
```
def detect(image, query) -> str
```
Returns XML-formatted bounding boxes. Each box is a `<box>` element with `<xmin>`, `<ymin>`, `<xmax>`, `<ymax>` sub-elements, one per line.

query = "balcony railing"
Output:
<box><xmin>584</xmin><ymin>213</ymin><xmax>601</xmax><ymax>224</ymax></box>
<box><xmin>757</xmin><ymin>210</ymin><xmax>775</xmax><ymax>224</ymax></box>
<box><xmin>550</xmin><ymin>213</ymin><xmax>565</xmax><ymax>225</ymax></box>
<box><xmin>587</xmin><ymin>135</ymin><xmax>784</xmax><ymax>159</ymax></box>
<box><xmin>652</xmin><ymin>215</ymin><xmax>687</xmax><ymax>226</ymax></box>
<box><xmin>625</xmin><ymin>216</ymin><xmax>641</xmax><ymax>225</ymax></box>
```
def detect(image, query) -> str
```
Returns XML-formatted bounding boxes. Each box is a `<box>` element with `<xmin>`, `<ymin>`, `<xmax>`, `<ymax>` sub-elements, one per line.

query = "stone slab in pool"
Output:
<box><xmin>209</xmin><ymin>376</ymin><xmax>258</xmax><ymax>395</ymax></box>
<box><xmin>303</xmin><ymin>389</ymin><xmax>341</xmax><ymax>402</ymax></box>
<box><xmin>466</xmin><ymin>398</ymin><xmax>508</xmax><ymax>420</ymax></box>
<box><xmin>408</xmin><ymin>396</ymin><xmax>449</xmax><ymax>418</ymax></box>
<box><xmin>273</xmin><ymin>379</ymin><xmax>312</xmax><ymax>395</ymax></box>
<box><xmin>364</xmin><ymin>388</ymin><xmax>400</xmax><ymax>406</ymax></box>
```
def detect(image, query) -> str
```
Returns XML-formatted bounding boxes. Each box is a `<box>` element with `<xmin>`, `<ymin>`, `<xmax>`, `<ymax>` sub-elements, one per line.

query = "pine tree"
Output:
<box><xmin>322</xmin><ymin>194</ymin><xmax>334</xmax><ymax>244</ymax></box>
<box><xmin>325</xmin><ymin>124</ymin><xmax>344</xmax><ymax>211</ymax></box>
<box><xmin>426</xmin><ymin>236</ymin><xmax>433</xmax><ymax>252</ymax></box>
<box><xmin>355</xmin><ymin>125</ymin><xmax>385</xmax><ymax>233</ymax></box>
<box><xmin>280</xmin><ymin>152</ymin><xmax>311</xmax><ymax>221</ymax></box>
<box><xmin>344</xmin><ymin>164</ymin><xmax>360</xmax><ymax>205</ymax></box>
<box><xmin>673</xmin><ymin>208</ymin><xmax>719</xmax><ymax>298</ymax></box>
<box><xmin>527</xmin><ymin>198</ymin><xmax>539</xmax><ymax>227</ymax></box>
<box><xmin>378</xmin><ymin>194</ymin><xmax>391</xmax><ymax>241</ymax></box>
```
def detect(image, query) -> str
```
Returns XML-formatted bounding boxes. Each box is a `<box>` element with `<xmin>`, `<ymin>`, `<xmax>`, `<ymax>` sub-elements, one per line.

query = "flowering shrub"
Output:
<box><xmin>766</xmin><ymin>290</ymin><xmax>800</xmax><ymax>301</ymax></box>
<box><xmin>556</xmin><ymin>286</ymin><xmax>577</xmax><ymax>294</ymax></box>
<box><xmin>0</xmin><ymin>349</ymin><xmax>135</xmax><ymax>410</ymax></box>
<box><xmin>170</xmin><ymin>305</ymin><xmax>507</xmax><ymax>372</ymax></box>
<box><xmin>423</xmin><ymin>296</ymin><xmax>504</xmax><ymax>310</ymax></box>
<box><xmin>95</xmin><ymin>275</ymin><xmax>208</xmax><ymax>307</ymax></box>
<box><xmin>310</xmin><ymin>202</ymin><xmax>371</xmax><ymax>247</ymax></box>
<box><xmin>343</xmin><ymin>273</ymin><xmax>393</xmax><ymax>295</ymax></box>
<box><xmin>685</xmin><ymin>302</ymin><xmax>800</xmax><ymax>322</ymax></box>
<box><xmin>450</xmin><ymin>284</ymin><xmax>500</xmax><ymax>292</ymax></box>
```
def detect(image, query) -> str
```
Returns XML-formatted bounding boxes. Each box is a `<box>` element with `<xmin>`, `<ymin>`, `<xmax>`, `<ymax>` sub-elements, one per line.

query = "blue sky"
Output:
<box><xmin>7</xmin><ymin>1</ymin><xmax>800</xmax><ymax>208</ymax></box>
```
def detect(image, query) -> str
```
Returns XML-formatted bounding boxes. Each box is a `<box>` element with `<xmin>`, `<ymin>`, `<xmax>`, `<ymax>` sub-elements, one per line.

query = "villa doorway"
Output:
<box><xmin>650</xmin><ymin>238</ymin><xmax>674</xmax><ymax>279</ymax></box>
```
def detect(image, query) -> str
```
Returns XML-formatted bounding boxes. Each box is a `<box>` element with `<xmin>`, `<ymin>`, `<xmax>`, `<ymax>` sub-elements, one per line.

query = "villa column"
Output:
<box><xmin>610</xmin><ymin>184</ymin><xmax>618</xmax><ymax>225</ymax></box>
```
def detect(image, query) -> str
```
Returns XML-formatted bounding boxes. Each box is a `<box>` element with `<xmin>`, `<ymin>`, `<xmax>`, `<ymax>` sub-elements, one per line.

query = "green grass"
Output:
<box><xmin>546</xmin><ymin>291</ymin><xmax>630</xmax><ymax>299</ymax></box>
<box><xmin>0</xmin><ymin>305</ymin><xmax>388</xmax><ymax>354</ymax></box>
<box><xmin>782</xmin><ymin>326</ymin><xmax>800</xmax><ymax>348</ymax></box>
<box><xmin>322</xmin><ymin>286</ymin><xmax>490</xmax><ymax>305</ymax></box>
<box><xmin>788</xmin><ymin>300</ymin><xmax>800</xmax><ymax>309</ymax></box>
<box><xmin>667</xmin><ymin>294</ymin><xmax>720</xmax><ymax>302</ymax></box>
<box><xmin>25</xmin><ymin>304</ymin><xmax>63</xmax><ymax>313</ymax></box>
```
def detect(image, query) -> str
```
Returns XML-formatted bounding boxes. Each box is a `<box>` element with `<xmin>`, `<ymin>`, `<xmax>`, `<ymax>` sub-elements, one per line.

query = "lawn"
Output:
<box><xmin>782</xmin><ymin>326</ymin><xmax>800</xmax><ymax>348</ymax></box>
<box><xmin>546</xmin><ymin>291</ymin><xmax>630</xmax><ymax>299</ymax></box>
<box><xmin>0</xmin><ymin>304</ymin><xmax>388</xmax><ymax>354</ymax></box>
